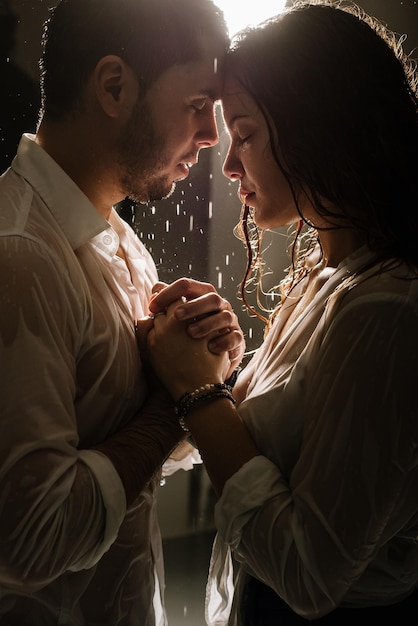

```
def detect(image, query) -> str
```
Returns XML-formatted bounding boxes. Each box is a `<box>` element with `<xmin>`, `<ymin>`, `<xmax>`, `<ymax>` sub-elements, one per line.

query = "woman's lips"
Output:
<box><xmin>240</xmin><ymin>189</ymin><xmax>255</xmax><ymax>203</ymax></box>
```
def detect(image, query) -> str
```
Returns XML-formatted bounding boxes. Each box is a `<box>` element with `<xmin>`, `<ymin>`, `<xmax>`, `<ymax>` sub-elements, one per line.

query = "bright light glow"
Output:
<box><xmin>216</xmin><ymin>0</ymin><xmax>287</xmax><ymax>37</ymax></box>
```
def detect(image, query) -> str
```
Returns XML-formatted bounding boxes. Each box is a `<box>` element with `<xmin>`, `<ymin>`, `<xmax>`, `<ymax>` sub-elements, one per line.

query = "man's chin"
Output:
<box><xmin>147</xmin><ymin>181</ymin><xmax>176</xmax><ymax>203</ymax></box>
<box><xmin>134</xmin><ymin>179</ymin><xmax>177</xmax><ymax>204</ymax></box>
<box><xmin>161</xmin><ymin>182</ymin><xmax>176</xmax><ymax>200</ymax></box>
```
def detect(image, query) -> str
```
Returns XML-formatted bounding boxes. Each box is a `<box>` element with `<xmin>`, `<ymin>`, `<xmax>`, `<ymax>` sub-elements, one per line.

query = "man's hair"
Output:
<box><xmin>40</xmin><ymin>0</ymin><xmax>229</xmax><ymax>120</ymax></box>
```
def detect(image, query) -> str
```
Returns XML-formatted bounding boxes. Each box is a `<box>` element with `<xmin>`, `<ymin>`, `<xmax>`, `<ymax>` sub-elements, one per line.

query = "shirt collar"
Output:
<box><xmin>11</xmin><ymin>133</ymin><xmax>112</xmax><ymax>250</ymax></box>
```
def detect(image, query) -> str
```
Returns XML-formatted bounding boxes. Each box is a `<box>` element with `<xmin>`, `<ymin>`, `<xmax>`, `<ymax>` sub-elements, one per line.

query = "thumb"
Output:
<box><xmin>135</xmin><ymin>316</ymin><xmax>154</xmax><ymax>357</ymax></box>
<box><xmin>151</xmin><ymin>281</ymin><xmax>168</xmax><ymax>296</ymax></box>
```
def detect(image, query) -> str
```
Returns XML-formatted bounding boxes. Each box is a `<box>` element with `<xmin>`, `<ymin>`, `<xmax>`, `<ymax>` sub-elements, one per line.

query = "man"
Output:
<box><xmin>0</xmin><ymin>0</ymin><xmax>244</xmax><ymax>623</ymax></box>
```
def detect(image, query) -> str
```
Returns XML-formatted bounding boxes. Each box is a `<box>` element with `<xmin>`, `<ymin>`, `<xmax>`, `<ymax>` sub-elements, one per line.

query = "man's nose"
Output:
<box><xmin>196</xmin><ymin>108</ymin><xmax>219</xmax><ymax>148</ymax></box>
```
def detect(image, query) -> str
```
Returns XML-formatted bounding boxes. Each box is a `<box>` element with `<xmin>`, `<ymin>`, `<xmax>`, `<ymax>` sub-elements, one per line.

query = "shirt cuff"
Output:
<box><xmin>162</xmin><ymin>447</ymin><xmax>203</xmax><ymax>477</ymax></box>
<box><xmin>214</xmin><ymin>455</ymin><xmax>288</xmax><ymax>549</ymax></box>
<box><xmin>70</xmin><ymin>450</ymin><xmax>127</xmax><ymax>570</ymax></box>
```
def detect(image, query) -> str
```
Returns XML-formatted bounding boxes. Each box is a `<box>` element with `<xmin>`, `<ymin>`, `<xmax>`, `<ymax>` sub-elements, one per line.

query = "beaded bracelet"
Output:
<box><xmin>175</xmin><ymin>382</ymin><xmax>236</xmax><ymax>432</ymax></box>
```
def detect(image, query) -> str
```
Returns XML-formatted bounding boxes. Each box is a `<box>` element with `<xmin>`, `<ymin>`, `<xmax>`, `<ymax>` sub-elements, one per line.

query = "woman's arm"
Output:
<box><xmin>146</xmin><ymin>292</ymin><xmax>418</xmax><ymax>618</ymax></box>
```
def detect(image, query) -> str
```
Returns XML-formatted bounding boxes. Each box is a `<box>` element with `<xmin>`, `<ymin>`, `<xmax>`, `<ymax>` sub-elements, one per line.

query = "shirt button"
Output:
<box><xmin>103</xmin><ymin>234</ymin><xmax>112</xmax><ymax>245</ymax></box>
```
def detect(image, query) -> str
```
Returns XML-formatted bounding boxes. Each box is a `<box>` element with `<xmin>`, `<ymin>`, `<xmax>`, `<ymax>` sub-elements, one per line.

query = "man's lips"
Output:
<box><xmin>176</xmin><ymin>159</ymin><xmax>197</xmax><ymax>180</ymax></box>
<box><xmin>175</xmin><ymin>162</ymin><xmax>193</xmax><ymax>180</ymax></box>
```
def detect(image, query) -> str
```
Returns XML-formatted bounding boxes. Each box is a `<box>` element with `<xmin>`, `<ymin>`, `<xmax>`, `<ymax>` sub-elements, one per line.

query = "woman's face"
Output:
<box><xmin>221</xmin><ymin>78</ymin><xmax>313</xmax><ymax>229</ymax></box>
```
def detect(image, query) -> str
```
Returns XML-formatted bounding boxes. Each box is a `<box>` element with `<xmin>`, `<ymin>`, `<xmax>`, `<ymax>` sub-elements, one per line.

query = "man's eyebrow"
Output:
<box><xmin>193</xmin><ymin>88</ymin><xmax>220</xmax><ymax>102</ymax></box>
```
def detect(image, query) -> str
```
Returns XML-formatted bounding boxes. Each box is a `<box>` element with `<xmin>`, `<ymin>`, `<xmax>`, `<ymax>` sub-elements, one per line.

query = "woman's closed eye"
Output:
<box><xmin>238</xmin><ymin>134</ymin><xmax>251</xmax><ymax>145</ymax></box>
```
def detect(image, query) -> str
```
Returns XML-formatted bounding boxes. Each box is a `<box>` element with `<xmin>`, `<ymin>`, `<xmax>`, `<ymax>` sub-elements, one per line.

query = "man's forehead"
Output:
<box><xmin>191</xmin><ymin>81</ymin><xmax>222</xmax><ymax>102</ymax></box>
<box><xmin>154</xmin><ymin>57</ymin><xmax>223</xmax><ymax>100</ymax></box>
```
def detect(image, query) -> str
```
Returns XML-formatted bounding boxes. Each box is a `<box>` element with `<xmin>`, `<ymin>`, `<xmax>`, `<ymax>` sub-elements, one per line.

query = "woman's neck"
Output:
<box><xmin>318</xmin><ymin>228</ymin><xmax>366</xmax><ymax>268</ymax></box>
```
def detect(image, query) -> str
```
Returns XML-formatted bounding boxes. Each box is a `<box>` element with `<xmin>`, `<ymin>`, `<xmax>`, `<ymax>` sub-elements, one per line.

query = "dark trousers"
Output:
<box><xmin>242</xmin><ymin>576</ymin><xmax>418</xmax><ymax>625</ymax></box>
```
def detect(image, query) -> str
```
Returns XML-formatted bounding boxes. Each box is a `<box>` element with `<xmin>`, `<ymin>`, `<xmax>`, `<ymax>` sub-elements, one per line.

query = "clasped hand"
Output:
<box><xmin>136</xmin><ymin>278</ymin><xmax>245</xmax><ymax>399</ymax></box>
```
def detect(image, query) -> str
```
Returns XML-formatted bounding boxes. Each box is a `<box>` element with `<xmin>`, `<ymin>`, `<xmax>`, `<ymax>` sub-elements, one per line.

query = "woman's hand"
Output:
<box><xmin>149</xmin><ymin>278</ymin><xmax>245</xmax><ymax>376</ymax></box>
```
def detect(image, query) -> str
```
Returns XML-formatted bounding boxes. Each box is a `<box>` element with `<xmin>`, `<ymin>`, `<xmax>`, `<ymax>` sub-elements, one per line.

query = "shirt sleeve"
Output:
<box><xmin>214</xmin><ymin>293</ymin><xmax>418</xmax><ymax>618</ymax></box>
<box><xmin>0</xmin><ymin>235</ymin><xmax>126</xmax><ymax>591</ymax></box>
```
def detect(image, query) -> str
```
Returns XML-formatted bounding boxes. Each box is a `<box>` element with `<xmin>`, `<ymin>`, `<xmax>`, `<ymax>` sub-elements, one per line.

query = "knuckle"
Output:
<box><xmin>179</xmin><ymin>277</ymin><xmax>193</xmax><ymax>291</ymax></box>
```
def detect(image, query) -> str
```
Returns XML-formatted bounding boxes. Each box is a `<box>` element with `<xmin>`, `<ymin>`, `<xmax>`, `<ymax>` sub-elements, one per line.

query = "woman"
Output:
<box><xmin>144</xmin><ymin>1</ymin><xmax>418</xmax><ymax>624</ymax></box>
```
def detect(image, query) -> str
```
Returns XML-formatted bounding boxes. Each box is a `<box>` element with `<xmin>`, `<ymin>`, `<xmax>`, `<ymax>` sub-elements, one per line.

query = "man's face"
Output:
<box><xmin>117</xmin><ymin>56</ymin><xmax>222</xmax><ymax>204</ymax></box>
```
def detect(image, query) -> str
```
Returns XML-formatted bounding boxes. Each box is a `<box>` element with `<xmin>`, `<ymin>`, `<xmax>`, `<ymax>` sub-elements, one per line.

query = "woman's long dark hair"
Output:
<box><xmin>226</xmin><ymin>0</ymin><xmax>418</xmax><ymax>325</ymax></box>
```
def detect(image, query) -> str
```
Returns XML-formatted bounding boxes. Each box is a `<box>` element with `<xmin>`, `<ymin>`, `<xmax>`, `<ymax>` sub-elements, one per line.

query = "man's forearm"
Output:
<box><xmin>94</xmin><ymin>392</ymin><xmax>184</xmax><ymax>505</ymax></box>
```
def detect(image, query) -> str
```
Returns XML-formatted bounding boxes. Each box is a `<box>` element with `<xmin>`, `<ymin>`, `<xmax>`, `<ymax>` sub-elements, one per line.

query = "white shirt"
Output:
<box><xmin>0</xmin><ymin>134</ymin><xmax>196</xmax><ymax>625</ymax></box>
<box><xmin>206</xmin><ymin>246</ymin><xmax>418</xmax><ymax>624</ymax></box>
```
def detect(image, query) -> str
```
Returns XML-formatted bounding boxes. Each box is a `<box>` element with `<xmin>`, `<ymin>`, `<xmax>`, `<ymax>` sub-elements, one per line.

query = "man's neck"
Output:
<box><xmin>36</xmin><ymin>118</ymin><xmax>121</xmax><ymax>221</ymax></box>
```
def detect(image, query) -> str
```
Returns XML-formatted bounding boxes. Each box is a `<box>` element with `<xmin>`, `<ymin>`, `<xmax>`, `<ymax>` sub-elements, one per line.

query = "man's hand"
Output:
<box><xmin>149</xmin><ymin>278</ymin><xmax>245</xmax><ymax>375</ymax></box>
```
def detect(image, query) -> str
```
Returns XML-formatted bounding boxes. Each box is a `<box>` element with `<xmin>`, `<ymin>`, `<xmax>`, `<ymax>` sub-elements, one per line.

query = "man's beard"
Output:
<box><xmin>117</xmin><ymin>96</ymin><xmax>176</xmax><ymax>204</ymax></box>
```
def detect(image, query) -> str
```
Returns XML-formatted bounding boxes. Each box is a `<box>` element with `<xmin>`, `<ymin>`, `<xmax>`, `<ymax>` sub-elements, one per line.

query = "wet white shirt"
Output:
<box><xmin>0</xmin><ymin>134</ymin><xmax>196</xmax><ymax>625</ymax></box>
<box><xmin>206</xmin><ymin>246</ymin><xmax>418</xmax><ymax>624</ymax></box>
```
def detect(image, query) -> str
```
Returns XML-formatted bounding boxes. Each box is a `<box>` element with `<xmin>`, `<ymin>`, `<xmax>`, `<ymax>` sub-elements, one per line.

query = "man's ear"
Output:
<box><xmin>94</xmin><ymin>55</ymin><xmax>138</xmax><ymax>118</ymax></box>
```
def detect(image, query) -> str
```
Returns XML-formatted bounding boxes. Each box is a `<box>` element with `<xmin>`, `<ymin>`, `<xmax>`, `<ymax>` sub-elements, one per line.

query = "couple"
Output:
<box><xmin>0</xmin><ymin>0</ymin><xmax>417</xmax><ymax>624</ymax></box>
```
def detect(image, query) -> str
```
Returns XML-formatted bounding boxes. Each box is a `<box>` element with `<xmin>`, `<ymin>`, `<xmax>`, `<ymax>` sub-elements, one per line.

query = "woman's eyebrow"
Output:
<box><xmin>227</xmin><ymin>114</ymin><xmax>250</xmax><ymax>128</ymax></box>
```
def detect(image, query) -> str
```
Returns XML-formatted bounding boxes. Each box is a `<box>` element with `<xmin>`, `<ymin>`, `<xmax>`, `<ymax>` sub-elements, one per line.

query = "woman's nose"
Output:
<box><xmin>222</xmin><ymin>146</ymin><xmax>242</xmax><ymax>181</ymax></box>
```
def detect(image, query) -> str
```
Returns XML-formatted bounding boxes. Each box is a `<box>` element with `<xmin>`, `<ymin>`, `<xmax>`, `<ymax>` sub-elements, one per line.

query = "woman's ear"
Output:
<box><xmin>94</xmin><ymin>55</ymin><xmax>138</xmax><ymax>118</ymax></box>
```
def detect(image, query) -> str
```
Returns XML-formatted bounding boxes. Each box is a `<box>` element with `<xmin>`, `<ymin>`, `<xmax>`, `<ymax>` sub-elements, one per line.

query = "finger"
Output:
<box><xmin>186</xmin><ymin>309</ymin><xmax>237</xmax><ymax>338</ymax></box>
<box><xmin>208</xmin><ymin>327</ymin><xmax>245</xmax><ymax>352</ymax></box>
<box><xmin>135</xmin><ymin>315</ymin><xmax>155</xmax><ymax>339</ymax></box>
<box><xmin>209</xmin><ymin>327</ymin><xmax>246</xmax><ymax>365</ymax></box>
<box><xmin>174</xmin><ymin>293</ymin><xmax>231</xmax><ymax>323</ymax></box>
<box><xmin>149</xmin><ymin>281</ymin><xmax>169</xmax><ymax>314</ymax></box>
<box><xmin>151</xmin><ymin>281</ymin><xmax>169</xmax><ymax>295</ymax></box>
<box><xmin>149</xmin><ymin>278</ymin><xmax>216</xmax><ymax>313</ymax></box>
<box><xmin>150</xmin><ymin>300</ymin><xmax>187</xmax><ymax>331</ymax></box>
<box><xmin>135</xmin><ymin>315</ymin><xmax>155</xmax><ymax>358</ymax></box>
<box><xmin>149</xmin><ymin>311</ymin><xmax>166</xmax><ymax>320</ymax></box>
